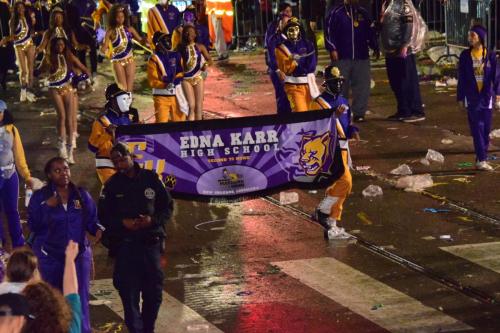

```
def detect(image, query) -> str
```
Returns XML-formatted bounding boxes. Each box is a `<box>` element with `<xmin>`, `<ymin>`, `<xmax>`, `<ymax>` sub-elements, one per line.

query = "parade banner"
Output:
<box><xmin>116</xmin><ymin>110</ymin><xmax>341</xmax><ymax>200</ymax></box>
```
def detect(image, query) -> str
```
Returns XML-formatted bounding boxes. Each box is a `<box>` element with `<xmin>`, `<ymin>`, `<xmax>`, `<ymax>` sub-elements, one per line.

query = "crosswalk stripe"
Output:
<box><xmin>273</xmin><ymin>257</ymin><xmax>472</xmax><ymax>333</ymax></box>
<box><xmin>440</xmin><ymin>241</ymin><xmax>500</xmax><ymax>274</ymax></box>
<box><xmin>90</xmin><ymin>279</ymin><xmax>223</xmax><ymax>333</ymax></box>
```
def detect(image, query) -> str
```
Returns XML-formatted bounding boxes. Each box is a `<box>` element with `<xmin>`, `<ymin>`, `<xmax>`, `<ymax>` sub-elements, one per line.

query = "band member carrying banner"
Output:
<box><xmin>275</xmin><ymin>17</ymin><xmax>319</xmax><ymax>112</ymax></box>
<box><xmin>147</xmin><ymin>31</ymin><xmax>187</xmax><ymax>123</ymax></box>
<box><xmin>88</xmin><ymin>83</ymin><xmax>138</xmax><ymax>184</ymax></box>
<box><xmin>310</xmin><ymin>66</ymin><xmax>359</xmax><ymax>240</ymax></box>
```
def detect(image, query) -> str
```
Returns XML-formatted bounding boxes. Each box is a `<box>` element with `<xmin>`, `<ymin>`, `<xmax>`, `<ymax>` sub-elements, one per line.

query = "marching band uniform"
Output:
<box><xmin>275</xmin><ymin>17</ymin><xmax>318</xmax><ymax>112</ymax></box>
<box><xmin>146</xmin><ymin>1</ymin><xmax>181</xmax><ymax>49</ymax></box>
<box><xmin>110</xmin><ymin>25</ymin><xmax>134</xmax><ymax>66</ymax></box>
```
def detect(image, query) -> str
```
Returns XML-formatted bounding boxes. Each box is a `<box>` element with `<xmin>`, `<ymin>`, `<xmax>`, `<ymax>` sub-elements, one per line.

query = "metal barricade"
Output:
<box><xmin>445</xmin><ymin>0</ymin><xmax>491</xmax><ymax>48</ymax></box>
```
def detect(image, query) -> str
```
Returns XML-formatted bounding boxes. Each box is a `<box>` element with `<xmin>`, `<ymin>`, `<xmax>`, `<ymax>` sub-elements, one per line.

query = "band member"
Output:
<box><xmin>275</xmin><ymin>17</ymin><xmax>318</xmax><ymax>112</ymax></box>
<box><xmin>172</xmin><ymin>5</ymin><xmax>210</xmax><ymax>51</ymax></box>
<box><xmin>47</xmin><ymin>37</ymin><xmax>90</xmax><ymax>164</ymax></box>
<box><xmin>88</xmin><ymin>83</ymin><xmax>138</xmax><ymax>184</ymax></box>
<box><xmin>146</xmin><ymin>0</ymin><xmax>181</xmax><ymax>49</ymax></box>
<box><xmin>101</xmin><ymin>4</ymin><xmax>145</xmax><ymax>94</ymax></box>
<box><xmin>264</xmin><ymin>2</ymin><xmax>292</xmax><ymax>114</ymax></box>
<box><xmin>310</xmin><ymin>66</ymin><xmax>359</xmax><ymax>240</ymax></box>
<box><xmin>9</xmin><ymin>1</ymin><xmax>37</xmax><ymax>102</ymax></box>
<box><xmin>178</xmin><ymin>25</ymin><xmax>212</xmax><ymax>121</ymax></box>
<box><xmin>147</xmin><ymin>32</ymin><xmax>186</xmax><ymax>123</ymax></box>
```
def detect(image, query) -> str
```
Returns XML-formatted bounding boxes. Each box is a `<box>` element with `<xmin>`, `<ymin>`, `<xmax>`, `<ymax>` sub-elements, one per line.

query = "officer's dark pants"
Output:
<box><xmin>269</xmin><ymin>69</ymin><xmax>292</xmax><ymax>114</ymax></box>
<box><xmin>113</xmin><ymin>241</ymin><xmax>164</xmax><ymax>333</ymax></box>
<box><xmin>385</xmin><ymin>54</ymin><xmax>424</xmax><ymax>117</ymax></box>
<box><xmin>76</xmin><ymin>31</ymin><xmax>98</xmax><ymax>73</ymax></box>
<box><xmin>0</xmin><ymin>43</ymin><xmax>16</xmax><ymax>90</ymax></box>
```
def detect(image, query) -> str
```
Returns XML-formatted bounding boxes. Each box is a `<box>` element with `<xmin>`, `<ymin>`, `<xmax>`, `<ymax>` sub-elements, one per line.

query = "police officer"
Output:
<box><xmin>98</xmin><ymin>143</ymin><xmax>173</xmax><ymax>333</ymax></box>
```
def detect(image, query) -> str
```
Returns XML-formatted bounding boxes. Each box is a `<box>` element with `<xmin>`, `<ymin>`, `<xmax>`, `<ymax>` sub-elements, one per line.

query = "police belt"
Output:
<box><xmin>284</xmin><ymin>75</ymin><xmax>308</xmax><ymax>84</ymax></box>
<box><xmin>152</xmin><ymin>87</ymin><xmax>176</xmax><ymax>96</ymax></box>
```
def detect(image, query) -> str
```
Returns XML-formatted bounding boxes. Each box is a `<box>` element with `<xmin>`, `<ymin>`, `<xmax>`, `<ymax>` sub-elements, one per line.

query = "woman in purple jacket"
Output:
<box><xmin>27</xmin><ymin>157</ymin><xmax>103</xmax><ymax>333</ymax></box>
<box><xmin>457</xmin><ymin>25</ymin><xmax>500</xmax><ymax>171</ymax></box>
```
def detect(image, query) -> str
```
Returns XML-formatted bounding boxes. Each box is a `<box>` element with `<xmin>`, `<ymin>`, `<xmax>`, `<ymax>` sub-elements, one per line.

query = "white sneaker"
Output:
<box><xmin>26</xmin><ymin>91</ymin><xmax>37</xmax><ymax>103</ymax></box>
<box><xmin>326</xmin><ymin>218</ymin><xmax>337</xmax><ymax>228</ymax></box>
<box><xmin>57</xmin><ymin>140</ymin><xmax>68</xmax><ymax>159</ymax></box>
<box><xmin>327</xmin><ymin>226</ymin><xmax>350</xmax><ymax>240</ymax></box>
<box><xmin>476</xmin><ymin>161</ymin><xmax>494</xmax><ymax>171</ymax></box>
<box><xmin>20</xmin><ymin>89</ymin><xmax>27</xmax><ymax>102</ymax></box>
<box><xmin>67</xmin><ymin>145</ymin><xmax>75</xmax><ymax>164</ymax></box>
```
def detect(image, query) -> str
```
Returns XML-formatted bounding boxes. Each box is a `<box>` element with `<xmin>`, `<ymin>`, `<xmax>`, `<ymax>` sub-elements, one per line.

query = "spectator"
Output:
<box><xmin>0</xmin><ymin>248</ymin><xmax>40</xmax><ymax>295</ymax></box>
<box><xmin>23</xmin><ymin>241</ymin><xmax>83</xmax><ymax>333</ymax></box>
<box><xmin>0</xmin><ymin>293</ymin><xmax>32</xmax><ymax>333</ymax></box>
<box><xmin>325</xmin><ymin>0</ymin><xmax>379</xmax><ymax>122</ymax></box>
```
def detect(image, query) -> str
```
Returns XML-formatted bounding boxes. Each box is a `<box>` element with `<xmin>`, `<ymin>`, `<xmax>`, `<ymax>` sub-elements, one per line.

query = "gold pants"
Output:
<box><xmin>153</xmin><ymin>95</ymin><xmax>186</xmax><ymax>123</ymax></box>
<box><xmin>97</xmin><ymin>168</ymin><xmax>116</xmax><ymax>184</ymax></box>
<box><xmin>325</xmin><ymin>150</ymin><xmax>352</xmax><ymax>220</ymax></box>
<box><xmin>284</xmin><ymin>83</ymin><xmax>312</xmax><ymax>112</ymax></box>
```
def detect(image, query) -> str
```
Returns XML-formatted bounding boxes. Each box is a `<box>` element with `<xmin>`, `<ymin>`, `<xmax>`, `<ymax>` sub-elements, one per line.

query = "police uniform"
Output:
<box><xmin>147</xmin><ymin>47</ymin><xmax>185</xmax><ymax>123</ymax></box>
<box><xmin>98</xmin><ymin>163</ymin><xmax>173</xmax><ymax>333</ymax></box>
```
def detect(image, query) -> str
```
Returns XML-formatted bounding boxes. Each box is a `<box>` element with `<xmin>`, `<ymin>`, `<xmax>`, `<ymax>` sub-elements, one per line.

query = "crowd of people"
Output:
<box><xmin>0</xmin><ymin>0</ymin><xmax>500</xmax><ymax>332</ymax></box>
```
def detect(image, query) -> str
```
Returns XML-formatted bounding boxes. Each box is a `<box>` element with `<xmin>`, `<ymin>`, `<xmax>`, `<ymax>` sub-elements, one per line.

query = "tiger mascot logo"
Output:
<box><xmin>298</xmin><ymin>132</ymin><xmax>331</xmax><ymax>176</ymax></box>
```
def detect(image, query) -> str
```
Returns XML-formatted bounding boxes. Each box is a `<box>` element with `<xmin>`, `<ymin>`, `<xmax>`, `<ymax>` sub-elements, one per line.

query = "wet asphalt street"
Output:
<box><xmin>2</xmin><ymin>49</ymin><xmax>500</xmax><ymax>332</ymax></box>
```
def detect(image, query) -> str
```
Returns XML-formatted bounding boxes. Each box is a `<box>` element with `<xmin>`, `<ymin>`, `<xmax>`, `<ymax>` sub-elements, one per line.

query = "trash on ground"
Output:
<box><xmin>453</xmin><ymin>177</ymin><xmax>472</xmax><ymax>183</ymax></box>
<box><xmin>426</xmin><ymin>149</ymin><xmax>445</xmax><ymax>163</ymax></box>
<box><xmin>489</xmin><ymin>129</ymin><xmax>500</xmax><ymax>139</ymax></box>
<box><xmin>308</xmin><ymin>190</ymin><xmax>318</xmax><ymax>194</ymax></box>
<box><xmin>362</xmin><ymin>185</ymin><xmax>383</xmax><ymax>198</ymax></box>
<box><xmin>423</xmin><ymin>208</ymin><xmax>451</xmax><ymax>213</ymax></box>
<box><xmin>390</xmin><ymin>164</ymin><xmax>413</xmax><ymax>176</ymax></box>
<box><xmin>357</xmin><ymin>212</ymin><xmax>373</xmax><ymax>225</ymax></box>
<box><xmin>395</xmin><ymin>174</ymin><xmax>434</xmax><ymax>192</ymax></box>
<box><xmin>446</xmin><ymin>77</ymin><xmax>458</xmax><ymax>87</ymax></box>
<box><xmin>355</xmin><ymin>165</ymin><xmax>371</xmax><ymax>171</ymax></box>
<box><xmin>279</xmin><ymin>191</ymin><xmax>299</xmax><ymax>205</ymax></box>
<box><xmin>487</xmin><ymin>154</ymin><xmax>498</xmax><ymax>161</ymax></box>
<box><xmin>439</xmin><ymin>235</ymin><xmax>453</xmax><ymax>241</ymax></box>
<box><xmin>236</xmin><ymin>291</ymin><xmax>253</xmax><ymax>296</ymax></box>
<box><xmin>457</xmin><ymin>216</ymin><xmax>473</xmax><ymax>222</ymax></box>
<box><xmin>187</xmin><ymin>324</ymin><xmax>210</xmax><ymax>332</ymax></box>
<box><xmin>422</xmin><ymin>236</ymin><xmax>436</xmax><ymax>240</ymax></box>
<box><xmin>420</xmin><ymin>158</ymin><xmax>430</xmax><ymax>166</ymax></box>
<box><xmin>386</xmin><ymin>127</ymin><xmax>399</xmax><ymax>130</ymax></box>
<box><xmin>350</xmin><ymin>229</ymin><xmax>361</xmax><ymax>234</ymax></box>
<box><xmin>441</xmin><ymin>139</ymin><xmax>454</xmax><ymax>145</ymax></box>
<box><xmin>457</xmin><ymin>162</ymin><xmax>473</xmax><ymax>168</ymax></box>
<box><xmin>89</xmin><ymin>300</ymin><xmax>112</xmax><ymax>306</ymax></box>
<box><xmin>371</xmin><ymin>303</ymin><xmax>384</xmax><ymax>310</ymax></box>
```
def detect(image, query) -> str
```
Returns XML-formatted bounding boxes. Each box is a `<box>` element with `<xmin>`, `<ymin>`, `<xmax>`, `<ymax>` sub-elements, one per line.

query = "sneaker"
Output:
<box><xmin>57</xmin><ymin>139</ymin><xmax>68</xmax><ymax>159</ymax></box>
<box><xmin>353</xmin><ymin>116</ymin><xmax>365</xmax><ymax>123</ymax></box>
<box><xmin>386</xmin><ymin>113</ymin><xmax>403</xmax><ymax>121</ymax></box>
<box><xmin>20</xmin><ymin>88</ymin><xmax>27</xmax><ymax>102</ymax></box>
<box><xmin>327</xmin><ymin>225</ymin><xmax>350</xmax><ymax>240</ymax></box>
<box><xmin>476</xmin><ymin>161</ymin><xmax>494</xmax><ymax>171</ymax></box>
<box><xmin>401</xmin><ymin>114</ymin><xmax>426</xmax><ymax>123</ymax></box>
<box><xmin>67</xmin><ymin>146</ymin><xmax>75</xmax><ymax>164</ymax></box>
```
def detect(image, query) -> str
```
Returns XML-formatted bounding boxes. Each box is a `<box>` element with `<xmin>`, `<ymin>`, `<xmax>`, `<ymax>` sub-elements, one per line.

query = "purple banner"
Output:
<box><xmin>116</xmin><ymin>110</ymin><xmax>339</xmax><ymax>200</ymax></box>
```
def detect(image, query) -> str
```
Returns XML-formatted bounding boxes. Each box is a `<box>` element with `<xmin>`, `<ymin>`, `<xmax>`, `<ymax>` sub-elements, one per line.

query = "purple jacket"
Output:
<box><xmin>279</xmin><ymin>38</ymin><xmax>317</xmax><ymax>76</ymax></box>
<box><xmin>457</xmin><ymin>49</ymin><xmax>500</xmax><ymax>107</ymax></box>
<box><xmin>265</xmin><ymin>19</ymin><xmax>285</xmax><ymax>71</ymax></box>
<box><xmin>325</xmin><ymin>4</ymin><xmax>378</xmax><ymax>60</ymax></box>
<box><xmin>28</xmin><ymin>184</ymin><xmax>102</xmax><ymax>258</ymax></box>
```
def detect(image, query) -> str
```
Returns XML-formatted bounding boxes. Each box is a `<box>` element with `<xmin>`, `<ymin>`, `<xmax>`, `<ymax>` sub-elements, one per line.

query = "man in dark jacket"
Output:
<box><xmin>98</xmin><ymin>143</ymin><xmax>173</xmax><ymax>333</ymax></box>
<box><xmin>0</xmin><ymin>1</ymin><xmax>16</xmax><ymax>90</ymax></box>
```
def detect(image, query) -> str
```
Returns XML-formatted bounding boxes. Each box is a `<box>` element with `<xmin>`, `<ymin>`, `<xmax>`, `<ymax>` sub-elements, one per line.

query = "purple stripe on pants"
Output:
<box><xmin>0</xmin><ymin>171</ymin><xmax>25</xmax><ymax>247</ymax></box>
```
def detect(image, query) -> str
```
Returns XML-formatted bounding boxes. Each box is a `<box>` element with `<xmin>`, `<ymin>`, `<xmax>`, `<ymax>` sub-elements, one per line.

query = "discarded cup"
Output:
<box><xmin>441</xmin><ymin>139</ymin><xmax>454</xmax><ymax>145</ymax></box>
<box><xmin>395</xmin><ymin>174</ymin><xmax>433</xmax><ymax>192</ymax></box>
<box><xmin>279</xmin><ymin>191</ymin><xmax>299</xmax><ymax>205</ymax></box>
<box><xmin>439</xmin><ymin>235</ymin><xmax>453</xmax><ymax>241</ymax></box>
<box><xmin>426</xmin><ymin>149</ymin><xmax>445</xmax><ymax>163</ymax></box>
<box><xmin>362</xmin><ymin>185</ymin><xmax>383</xmax><ymax>198</ymax></box>
<box><xmin>355</xmin><ymin>165</ymin><xmax>371</xmax><ymax>171</ymax></box>
<box><xmin>390</xmin><ymin>164</ymin><xmax>412</xmax><ymax>176</ymax></box>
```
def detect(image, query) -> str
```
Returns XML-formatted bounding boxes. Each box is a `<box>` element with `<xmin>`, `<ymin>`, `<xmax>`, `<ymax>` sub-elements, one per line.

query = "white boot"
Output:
<box><xmin>20</xmin><ymin>88</ymin><xmax>27</xmax><ymax>102</ymax></box>
<box><xmin>26</xmin><ymin>90</ymin><xmax>37</xmax><ymax>102</ymax></box>
<box><xmin>57</xmin><ymin>139</ymin><xmax>68</xmax><ymax>159</ymax></box>
<box><xmin>67</xmin><ymin>144</ymin><xmax>75</xmax><ymax>164</ymax></box>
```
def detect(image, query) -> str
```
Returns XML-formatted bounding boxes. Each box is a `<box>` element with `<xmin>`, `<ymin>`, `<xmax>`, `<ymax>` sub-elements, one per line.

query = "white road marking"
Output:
<box><xmin>440</xmin><ymin>241</ymin><xmax>500</xmax><ymax>274</ymax></box>
<box><xmin>273</xmin><ymin>257</ymin><xmax>472</xmax><ymax>333</ymax></box>
<box><xmin>91</xmin><ymin>279</ymin><xmax>223</xmax><ymax>333</ymax></box>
